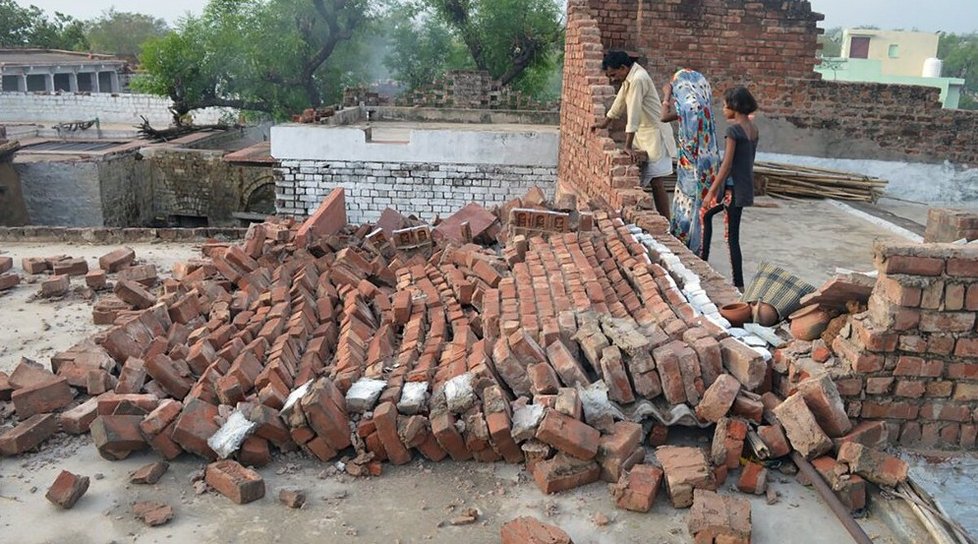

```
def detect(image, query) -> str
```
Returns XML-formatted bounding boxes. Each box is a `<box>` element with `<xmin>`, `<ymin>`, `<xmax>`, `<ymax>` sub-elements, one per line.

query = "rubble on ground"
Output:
<box><xmin>0</xmin><ymin>187</ymin><xmax>918</xmax><ymax>539</ymax></box>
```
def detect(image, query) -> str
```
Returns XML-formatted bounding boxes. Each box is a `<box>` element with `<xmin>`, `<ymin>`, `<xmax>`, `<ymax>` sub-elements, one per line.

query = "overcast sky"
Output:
<box><xmin>14</xmin><ymin>0</ymin><xmax>978</xmax><ymax>34</ymax></box>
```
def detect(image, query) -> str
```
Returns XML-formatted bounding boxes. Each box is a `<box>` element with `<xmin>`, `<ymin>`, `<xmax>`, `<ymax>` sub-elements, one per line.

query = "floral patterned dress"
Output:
<box><xmin>668</xmin><ymin>69</ymin><xmax>720</xmax><ymax>256</ymax></box>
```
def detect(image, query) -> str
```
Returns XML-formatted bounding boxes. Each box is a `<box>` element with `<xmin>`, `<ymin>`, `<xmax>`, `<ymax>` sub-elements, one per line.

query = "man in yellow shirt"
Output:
<box><xmin>592</xmin><ymin>50</ymin><xmax>677</xmax><ymax>219</ymax></box>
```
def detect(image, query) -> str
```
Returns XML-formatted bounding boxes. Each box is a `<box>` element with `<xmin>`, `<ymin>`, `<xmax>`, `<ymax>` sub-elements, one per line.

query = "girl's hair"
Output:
<box><xmin>724</xmin><ymin>86</ymin><xmax>758</xmax><ymax>114</ymax></box>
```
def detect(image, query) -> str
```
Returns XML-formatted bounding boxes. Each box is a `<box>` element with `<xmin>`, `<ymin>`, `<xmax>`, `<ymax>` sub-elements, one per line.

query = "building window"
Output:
<box><xmin>849</xmin><ymin>37</ymin><xmax>870</xmax><ymax>59</ymax></box>
<box><xmin>888</xmin><ymin>44</ymin><xmax>900</xmax><ymax>58</ymax></box>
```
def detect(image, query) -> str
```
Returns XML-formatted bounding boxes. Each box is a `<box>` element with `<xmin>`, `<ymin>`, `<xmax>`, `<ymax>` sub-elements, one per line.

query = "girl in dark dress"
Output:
<box><xmin>701</xmin><ymin>87</ymin><xmax>759</xmax><ymax>290</ymax></box>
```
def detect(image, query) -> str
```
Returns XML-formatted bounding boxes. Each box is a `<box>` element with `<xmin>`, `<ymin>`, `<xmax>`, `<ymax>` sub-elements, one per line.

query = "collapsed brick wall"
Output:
<box><xmin>558</xmin><ymin>0</ymin><xmax>978</xmax><ymax>199</ymax></box>
<box><xmin>829</xmin><ymin>241</ymin><xmax>978</xmax><ymax>449</ymax></box>
<box><xmin>344</xmin><ymin>70</ymin><xmax>557</xmax><ymax>112</ymax></box>
<box><xmin>275</xmin><ymin>160</ymin><xmax>556</xmax><ymax>224</ymax></box>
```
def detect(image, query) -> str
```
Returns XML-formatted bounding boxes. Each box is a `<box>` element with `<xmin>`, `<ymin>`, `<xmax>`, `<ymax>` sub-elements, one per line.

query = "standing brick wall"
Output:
<box><xmin>828</xmin><ymin>241</ymin><xmax>978</xmax><ymax>449</ymax></box>
<box><xmin>556</xmin><ymin>0</ymin><xmax>648</xmax><ymax>210</ymax></box>
<box><xmin>275</xmin><ymin>160</ymin><xmax>556</xmax><ymax>224</ymax></box>
<box><xmin>558</xmin><ymin>0</ymin><xmax>978</xmax><ymax>207</ymax></box>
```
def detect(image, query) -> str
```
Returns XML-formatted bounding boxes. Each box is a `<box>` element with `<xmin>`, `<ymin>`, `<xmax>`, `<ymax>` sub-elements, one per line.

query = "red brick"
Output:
<box><xmin>711</xmin><ymin>417</ymin><xmax>747</xmax><ymax>469</ymax></box>
<box><xmin>40</xmin><ymin>274</ymin><xmax>70</xmax><ymax>297</ymax></box>
<box><xmin>90</xmin><ymin>414</ymin><xmax>148</xmax><ymax>460</ymax></box>
<box><xmin>171</xmin><ymin>398</ymin><xmax>220</xmax><ymax>460</ymax></box>
<box><xmin>811</xmin><ymin>456</ymin><xmax>867</xmax><ymax>512</ymax></box>
<box><xmin>279</xmin><ymin>488</ymin><xmax>306</xmax><ymax>509</ymax></box>
<box><xmin>430</xmin><ymin>411</ymin><xmax>471</xmax><ymax>461</ymax></box>
<box><xmin>860</xmin><ymin>400</ymin><xmax>920</xmax><ymax>420</ymax></box>
<box><xmin>757</xmin><ymin>423</ymin><xmax>791</xmax><ymax>458</ymax></box>
<box><xmin>22</xmin><ymin>256</ymin><xmax>49</xmax><ymax>274</ymax></box>
<box><xmin>919</xmin><ymin>311</ymin><xmax>975</xmax><ymax>333</ymax></box>
<box><xmin>597</xmin><ymin>421</ymin><xmax>643</xmax><ymax>482</ymax></box>
<box><xmin>148</xmin><ymin>422</ymin><xmax>184</xmax><ymax>460</ymax></box>
<box><xmin>295</xmin><ymin>188</ymin><xmax>346</xmax><ymax>247</ymax></box>
<box><xmin>299</xmin><ymin>379</ymin><xmax>352</xmax><ymax>453</ymax></box>
<box><xmin>535</xmin><ymin>409</ymin><xmax>600</xmax><ymax>460</ymax></box>
<box><xmin>696</xmin><ymin>374</ymin><xmax>741</xmax><ymax>423</ymax></box>
<box><xmin>117</xmin><ymin>263</ymin><xmax>159</xmax><ymax>287</ymax></box>
<box><xmin>500</xmin><ymin>517</ymin><xmax>573</xmax><ymax>544</ymax></box>
<box><xmin>837</xmin><ymin>442</ymin><xmax>908</xmax><ymax>487</ymax></box>
<box><xmin>0</xmin><ymin>255</ymin><xmax>11</xmax><ymax>273</ymax></box>
<box><xmin>52</xmin><ymin>257</ymin><xmax>88</xmax><ymax>277</ymax></box>
<box><xmin>206</xmin><ymin>460</ymin><xmax>266</xmax><ymax>504</ymax></box>
<box><xmin>97</xmin><ymin>392</ymin><xmax>159</xmax><ymax>415</ymax></box>
<box><xmin>59</xmin><ymin>397</ymin><xmax>100</xmax><ymax>434</ymax></box>
<box><xmin>139</xmin><ymin>399</ymin><xmax>183</xmax><ymax>437</ymax></box>
<box><xmin>528</xmin><ymin>362</ymin><xmax>561</xmax><ymax>396</ymax></box>
<box><xmin>894</xmin><ymin>380</ymin><xmax>926</xmax><ymax>399</ymax></box>
<box><xmin>9</xmin><ymin>357</ymin><xmax>56</xmax><ymax>389</ymax></box>
<box><xmin>99</xmin><ymin>247</ymin><xmax>135</xmax><ymax>272</ymax></box>
<box><xmin>687</xmin><ymin>489</ymin><xmax>751</xmax><ymax>543</ymax></box>
<box><xmin>657</xmin><ymin>445</ymin><xmax>716</xmax><ymax>508</ymax></box>
<box><xmin>967</xmin><ymin>284</ymin><xmax>978</xmax><ymax>311</ymax></box>
<box><xmin>654</xmin><ymin>342</ymin><xmax>686</xmax><ymax>405</ymax></box>
<box><xmin>737</xmin><ymin>462</ymin><xmax>768</xmax><ymax>495</ymax></box>
<box><xmin>718</xmin><ymin>337</ymin><xmax>766</xmax><ymax>391</ymax></box>
<box><xmin>865</xmin><ymin>377</ymin><xmax>894</xmax><ymax>395</ymax></box>
<box><xmin>773</xmin><ymin>393</ymin><xmax>832</xmax><ymax>459</ymax></box>
<box><xmin>46</xmin><ymin>470</ymin><xmax>89</xmax><ymax>509</ymax></box>
<box><xmin>877</xmin><ymin>276</ymin><xmax>921</xmax><ymax>307</ymax></box>
<box><xmin>613</xmin><ymin>464</ymin><xmax>663</xmax><ymax>512</ymax></box>
<box><xmin>145</xmin><ymin>354</ymin><xmax>194</xmax><ymax>399</ymax></box>
<box><xmin>12</xmin><ymin>376</ymin><xmax>73</xmax><ymax>419</ymax></box>
<box><xmin>0</xmin><ymin>413</ymin><xmax>58</xmax><ymax>456</ymax></box>
<box><xmin>130</xmin><ymin>461</ymin><xmax>169</xmax><ymax>484</ymax></box>
<box><xmin>884</xmin><ymin>255</ymin><xmax>943</xmax><ymax>276</ymax></box>
<box><xmin>947</xmin><ymin>257</ymin><xmax>978</xmax><ymax>277</ymax></box>
<box><xmin>238</xmin><ymin>436</ymin><xmax>272</xmax><ymax>467</ymax></box>
<box><xmin>0</xmin><ymin>272</ymin><xmax>21</xmax><ymax>290</ymax></box>
<box><xmin>373</xmin><ymin>401</ymin><xmax>412</xmax><ymax>465</ymax></box>
<box><xmin>531</xmin><ymin>452</ymin><xmax>600</xmax><ymax>494</ymax></box>
<box><xmin>795</xmin><ymin>375</ymin><xmax>852</xmax><ymax>438</ymax></box>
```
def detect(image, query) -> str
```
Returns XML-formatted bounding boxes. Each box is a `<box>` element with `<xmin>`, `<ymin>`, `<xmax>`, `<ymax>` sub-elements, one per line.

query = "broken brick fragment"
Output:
<box><xmin>205</xmin><ymin>459</ymin><xmax>266</xmax><ymax>504</ymax></box>
<box><xmin>130</xmin><ymin>462</ymin><xmax>169</xmax><ymax>484</ymax></box>
<box><xmin>612</xmin><ymin>464</ymin><xmax>663</xmax><ymax>512</ymax></box>
<box><xmin>657</xmin><ymin>445</ymin><xmax>716</xmax><ymax>508</ymax></box>
<box><xmin>46</xmin><ymin>470</ymin><xmax>90</xmax><ymax>509</ymax></box>
<box><xmin>133</xmin><ymin>501</ymin><xmax>174</xmax><ymax>527</ymax></box>
<box><xmin>687</xmin><ymin>489</ymin><xmax>751</xmax><ymax>544</ymax></box>
<box><xmin>500</xmin><ymin>517</ymin><xmax>574</xmax><ymax>544</ymax></box>
<box><xmin>836</xmin><ymin>442</ymin><xmax>908</xmax><ymax>488</ymax></box>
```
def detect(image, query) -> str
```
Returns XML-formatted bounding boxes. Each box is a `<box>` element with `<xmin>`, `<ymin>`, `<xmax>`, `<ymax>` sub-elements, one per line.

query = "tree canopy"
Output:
<box><xmin>422</xmin><ymin>0</ymin><xmax>563</xmax><ymax>92</ymax></box>
<box><xmin>134</xmin><ymin>0</ymin><xmax>378</xmax><ymax>122</ymax></box>
<box><xmin>85</xmin><ymin>9</ymin><xmax>169</xmax><ymax>60</ymax></box>
<box><xmin>0</xmin><ymin>0</ymin><xmax>88</xmax><ymax>50</ymax></box>
<box><xmin>939</xmin><ymin>32</ymin><xmax>978</xmax><ymax>109</ymax></box>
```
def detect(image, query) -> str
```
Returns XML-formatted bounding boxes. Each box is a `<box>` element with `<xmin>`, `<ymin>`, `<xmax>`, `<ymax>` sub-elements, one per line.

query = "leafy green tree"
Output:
<box><xmin>85</xmin><ymin>9</ymin><xmax>169</xmax><ymax>60</ymax></box>
<box><xmin>382</xmin><ymin>3</ymin><xmax>471</xmax><ymax>90</ymax></box>
<box><xmin>939</xmin><ymin>32</ymin><xmax>978</xmax><ymax>109</ymax></box>
<box><xmin>0</xmin><ymin>0</ymin><xmax>88</xmax><ymax>50</ymax></box>
<box><xmin>423</xmin><ymin>0</ymin><xmax>563</xmax><ymax>93</ymax></box>
<box><xmin>134</xmin><ymin>0</ymin><xmax>378</xmax><ymax>122</ymax></box>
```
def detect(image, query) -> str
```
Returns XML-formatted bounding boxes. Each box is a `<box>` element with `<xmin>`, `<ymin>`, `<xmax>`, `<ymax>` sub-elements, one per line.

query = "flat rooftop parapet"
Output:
<box><xmin>270</xmin><ymin>120</ymin><xmax>559</xmax><ymax>168</ymax></box>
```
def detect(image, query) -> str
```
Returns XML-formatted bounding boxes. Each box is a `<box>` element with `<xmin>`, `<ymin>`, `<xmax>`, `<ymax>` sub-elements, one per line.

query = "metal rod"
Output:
<box><xmin>791</xmin><ymin>451</ymin><xmax>874</xmax><ymax>544</ymax></box>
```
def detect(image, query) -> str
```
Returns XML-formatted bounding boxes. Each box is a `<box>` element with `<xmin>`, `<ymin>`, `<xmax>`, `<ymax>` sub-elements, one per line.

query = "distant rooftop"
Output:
<box><xmin>0</xmin><ymin>49</ymin><xmax>125</xmax><ymax>67</ymax></box>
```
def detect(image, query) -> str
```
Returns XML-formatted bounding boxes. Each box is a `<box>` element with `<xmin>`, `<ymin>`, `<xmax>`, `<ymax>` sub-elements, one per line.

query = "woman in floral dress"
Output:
<box><xmin>661</xmin><ymin>69</ymin><xmax>720</xmax><ymax>255</ymax></box>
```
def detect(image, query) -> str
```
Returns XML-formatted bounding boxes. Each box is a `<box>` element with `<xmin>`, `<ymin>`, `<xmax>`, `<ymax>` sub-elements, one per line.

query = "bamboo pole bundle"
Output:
<box><xmin>657</xmin><ymin>161</ymin><xmax>888</xmax><ymax>203</ymax></box>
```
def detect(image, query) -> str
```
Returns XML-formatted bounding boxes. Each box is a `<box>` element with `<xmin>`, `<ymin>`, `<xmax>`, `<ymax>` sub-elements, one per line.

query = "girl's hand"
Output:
<box><xmin>704</xmin><ymin>190</ymin><xmax>717</xmax><ymax>208</ymax></box>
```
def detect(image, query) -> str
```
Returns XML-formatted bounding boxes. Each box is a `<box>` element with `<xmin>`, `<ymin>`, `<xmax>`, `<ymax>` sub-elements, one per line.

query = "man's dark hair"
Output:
<box><xmin>724</xmin><ymin>86</ymin><xmax>758</xmax><ymax>114</ymax></box>
<box><xmin>602</xmin><ymin>50</ymin><xmax>634</xmax><ymax>71</ymax></box>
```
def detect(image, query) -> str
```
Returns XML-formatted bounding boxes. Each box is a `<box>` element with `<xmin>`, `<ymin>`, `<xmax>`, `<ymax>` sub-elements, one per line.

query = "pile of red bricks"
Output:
<box><xmin>0</xmin><ymin>188</ymin><xmax>912</xmax><ymax>538</ymax></box>
<box><xmin>778</xmin><ymin>241</ymin><xmax>978</xmax><ymax>451</ymax></box>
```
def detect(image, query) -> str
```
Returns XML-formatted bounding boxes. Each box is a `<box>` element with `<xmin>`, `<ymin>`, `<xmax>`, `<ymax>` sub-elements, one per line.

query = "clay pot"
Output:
<box><xmin>719</xmin><ymin>302</ymin><xmax>752</xmax><ymax>327</ymax></box>
<box><xmin>789</xmin><ymin>304</ymin><xmax>832</xmax><ymax>341</ymax></box>
<box><xmin>752</xmin><ymin>302</ymin><xmax>780</xmax><ymax>327</ymax></box>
